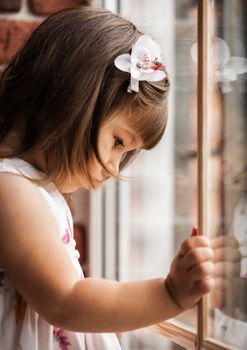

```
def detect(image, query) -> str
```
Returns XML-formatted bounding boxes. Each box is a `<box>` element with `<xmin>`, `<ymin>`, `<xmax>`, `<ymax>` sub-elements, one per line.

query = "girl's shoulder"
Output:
<box><xmin>0</xmin><ymin>157</ymin><xmax>74</xmax><ymax>243</ymax></box>
<box><xmin>0</xmin><ymin>159</ymin><xmax>54</xmax><ymax>219</ymax></box>
<box><xmin>0</xmin><ymin>157</ymin><xmax>46</xmax><ymax>182</ymax></box>
<box><xmin>0</xmin><ymin>157</ymin><xmax>55</xmax><ymax>209</ymax></box>
<box><xmin>0</xmin><ymin>154</ymin><xmax>78</xmax><ymax>241</ymax></box>
<box><xmin>0</xmin><ymin>157</ymin><xmax>43</xmax><ymax>205</ymax></box>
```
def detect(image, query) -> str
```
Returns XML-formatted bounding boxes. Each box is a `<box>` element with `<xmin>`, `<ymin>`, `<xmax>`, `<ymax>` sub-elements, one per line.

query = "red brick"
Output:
<box><xmin>0</xmin><ymin>0</ymin><xmax>21</xmax><ymax>12</ymax></box>
<box><xmin>0</xmin><ymin>20</ymin><xmax>39</xmax><ymax>64</ymax></box>
<box><xmin>29</xmin><ymin>0</ymin><xmax>91</xmax><ymax>16</ymax></box>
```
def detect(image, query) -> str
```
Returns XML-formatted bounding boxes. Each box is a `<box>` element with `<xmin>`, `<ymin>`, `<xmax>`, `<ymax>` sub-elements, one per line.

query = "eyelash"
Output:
<box><xmin>114</xmin><ymin>136</ymin><xmax>124</xmax><ymax>148</ymax></box>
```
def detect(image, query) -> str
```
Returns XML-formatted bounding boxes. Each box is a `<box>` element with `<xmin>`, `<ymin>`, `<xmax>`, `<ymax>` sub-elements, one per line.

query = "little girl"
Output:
<box><xmin>0</xmin><ymin>6</ymin><xmax>214</xmax><ymax>350</ymax></box>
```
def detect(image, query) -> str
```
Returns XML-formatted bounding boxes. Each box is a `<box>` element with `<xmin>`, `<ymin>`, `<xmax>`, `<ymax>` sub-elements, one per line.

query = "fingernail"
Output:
<box><xmin>191</xmin><ymin>226</ymin><xmax>198</xmax><ymax>236</ymax></box>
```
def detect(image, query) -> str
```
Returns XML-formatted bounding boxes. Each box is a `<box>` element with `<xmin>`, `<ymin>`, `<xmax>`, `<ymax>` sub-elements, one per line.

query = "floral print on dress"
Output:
<box><xmin>62</xmin><ymin>216</ymin><xmax>73</xmax><ymax>244</ymax></box>
<box><xmin>53</xmin><ymin>327</ymin><xmax>71</xmax><ymax>350</ymax></box>
<box><xmin>62</xmin><ymin>228</ymin><xmax>70</xmax><ymax>244</ymax></box>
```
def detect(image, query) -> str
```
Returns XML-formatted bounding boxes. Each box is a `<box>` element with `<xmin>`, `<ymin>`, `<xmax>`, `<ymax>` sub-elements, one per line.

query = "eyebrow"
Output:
<box><xmin>118</xmin><ymin>127</ymin><xmax>136</xmax><ymax>144</ymax></box>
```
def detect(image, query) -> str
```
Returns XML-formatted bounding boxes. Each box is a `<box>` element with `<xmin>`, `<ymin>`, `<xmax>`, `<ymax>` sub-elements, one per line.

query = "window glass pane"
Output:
<box><xmin>207</xmin><ymin>1</ymin><xmax>247</xmax><ymax>348</ymax></box>
<box><xmin>116</xmin><ymin>1</ymin><xmax>198</xmax><ymax>348</ymax></box>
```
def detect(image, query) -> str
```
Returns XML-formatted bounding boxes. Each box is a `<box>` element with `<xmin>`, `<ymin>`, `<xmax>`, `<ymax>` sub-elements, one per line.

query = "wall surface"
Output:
<box><xmin>0</xmin><ymin>0</ymin><xmax>91</xmax><ymax>64</ymax></box>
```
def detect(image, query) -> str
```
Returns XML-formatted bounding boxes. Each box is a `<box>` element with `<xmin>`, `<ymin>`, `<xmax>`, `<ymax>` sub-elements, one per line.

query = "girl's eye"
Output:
<box><xmin>114</xmin><ymin>136</ymin><xmax>124</xmax><ymax>148</ymax></box>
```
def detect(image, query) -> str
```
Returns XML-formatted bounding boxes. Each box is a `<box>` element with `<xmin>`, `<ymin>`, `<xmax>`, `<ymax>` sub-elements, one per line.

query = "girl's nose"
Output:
<box><xmin>106</xmin><ymin>160</ymin><xmax>119</xmax><ymax>177</ymax></box>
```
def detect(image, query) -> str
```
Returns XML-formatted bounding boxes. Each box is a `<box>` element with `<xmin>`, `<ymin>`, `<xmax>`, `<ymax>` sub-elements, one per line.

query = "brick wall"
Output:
<box><xmin>0</xmin><ymin>0</ymin><xmax>92</xmax><ymax>64</ymax></box>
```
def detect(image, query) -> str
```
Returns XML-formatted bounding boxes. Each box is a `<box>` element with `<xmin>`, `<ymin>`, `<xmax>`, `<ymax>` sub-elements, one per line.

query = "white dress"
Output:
<box><xmin>0</xmin><ymin>157</ymin><xmax>122</xmax><ymax>350</ymax></box>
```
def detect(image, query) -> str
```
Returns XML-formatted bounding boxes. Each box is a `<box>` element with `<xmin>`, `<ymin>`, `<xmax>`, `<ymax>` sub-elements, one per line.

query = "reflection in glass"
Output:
<box><xmin>207</xmin><ymin>1</ymin><xmax>247</xmax><ymax>349</ymax></box>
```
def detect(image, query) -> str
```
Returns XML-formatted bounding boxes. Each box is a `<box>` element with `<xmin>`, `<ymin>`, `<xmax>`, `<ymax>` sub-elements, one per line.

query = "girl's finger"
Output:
<box><xmin>188</xmin><ymin>261</ymin><xmax>215</xmax><ymax>281</ymax></box>
<box><xmin>193</xmin><ymin>277</ymin><xmax>215</xmax><ymax>296</ymax></box>
<box><xmin>179</xmin><ymin>236</ymin><xmax>211</xmax><ymax>258</ymax></box>
<box><xmin>183</xmin><ymin>247</ymin><xmax>214</xmax><ymax>269</ymax></box>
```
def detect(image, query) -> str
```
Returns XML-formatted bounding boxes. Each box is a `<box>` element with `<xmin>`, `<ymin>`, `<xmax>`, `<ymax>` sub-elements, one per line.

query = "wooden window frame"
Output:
<box><xmin>153</xmin><ymin>1</ymin><xmax>236</xmax><ymax>349</ymax></box>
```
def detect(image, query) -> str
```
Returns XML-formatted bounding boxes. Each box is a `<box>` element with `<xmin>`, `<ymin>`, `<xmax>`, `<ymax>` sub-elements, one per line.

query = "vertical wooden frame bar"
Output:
<box><xmin>197</xmin><ymin>0</ymin><xmax>209</xmax><ymax>348</ymax></box>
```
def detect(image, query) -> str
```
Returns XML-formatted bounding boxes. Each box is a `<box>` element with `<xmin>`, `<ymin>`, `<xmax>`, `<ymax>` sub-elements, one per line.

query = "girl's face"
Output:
<box><xmin>57</xmin><ymin>115</ymin><xmax>143</xmax><ymax>193</ymax></box>
<box><xmin>87</xmin><ymin>114</ymin><xmax>143</xmax><ymax>189</ymax></box>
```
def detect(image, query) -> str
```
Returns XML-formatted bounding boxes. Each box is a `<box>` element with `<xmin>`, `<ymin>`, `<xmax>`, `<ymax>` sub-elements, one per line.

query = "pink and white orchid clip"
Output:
<box><xmin>114</xmin><ymin>34</ymin><xmax>166</xmax><ymax>93</ymax></box>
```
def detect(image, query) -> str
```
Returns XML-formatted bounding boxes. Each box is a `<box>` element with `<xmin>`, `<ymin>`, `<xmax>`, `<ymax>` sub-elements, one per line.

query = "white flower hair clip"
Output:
<box><xmin>114</xmin><ymin>34</ymin><xmax>166</xmax><ymax>93</ymax></box>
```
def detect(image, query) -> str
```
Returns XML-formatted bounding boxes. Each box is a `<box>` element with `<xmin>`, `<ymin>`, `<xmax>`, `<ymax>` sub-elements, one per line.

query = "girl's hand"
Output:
<box><xmin>165</xmin><ymin>235</ymin><xmax>215</xmax><ymax>310</ymax></box>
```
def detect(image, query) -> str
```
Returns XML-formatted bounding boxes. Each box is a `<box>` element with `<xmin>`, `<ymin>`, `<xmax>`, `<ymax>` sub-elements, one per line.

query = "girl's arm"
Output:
<box><xmin>0</xmin><ymin>173</ymin><xmax>213</xmax><ymax>333</ymax></box>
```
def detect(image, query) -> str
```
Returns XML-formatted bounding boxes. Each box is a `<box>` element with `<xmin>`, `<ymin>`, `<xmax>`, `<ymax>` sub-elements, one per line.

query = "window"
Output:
<box><xmin>89</xmin><ymin>1</ymin><xmax>247</xmax><ymax>349</ymax></box>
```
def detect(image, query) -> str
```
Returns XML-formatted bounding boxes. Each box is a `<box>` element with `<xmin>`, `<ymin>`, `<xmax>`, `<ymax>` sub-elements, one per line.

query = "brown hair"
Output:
<box><xmin>0</xmin><ymin>6</ymin><xmax>170</xmax><ymax>188</ymax></box>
